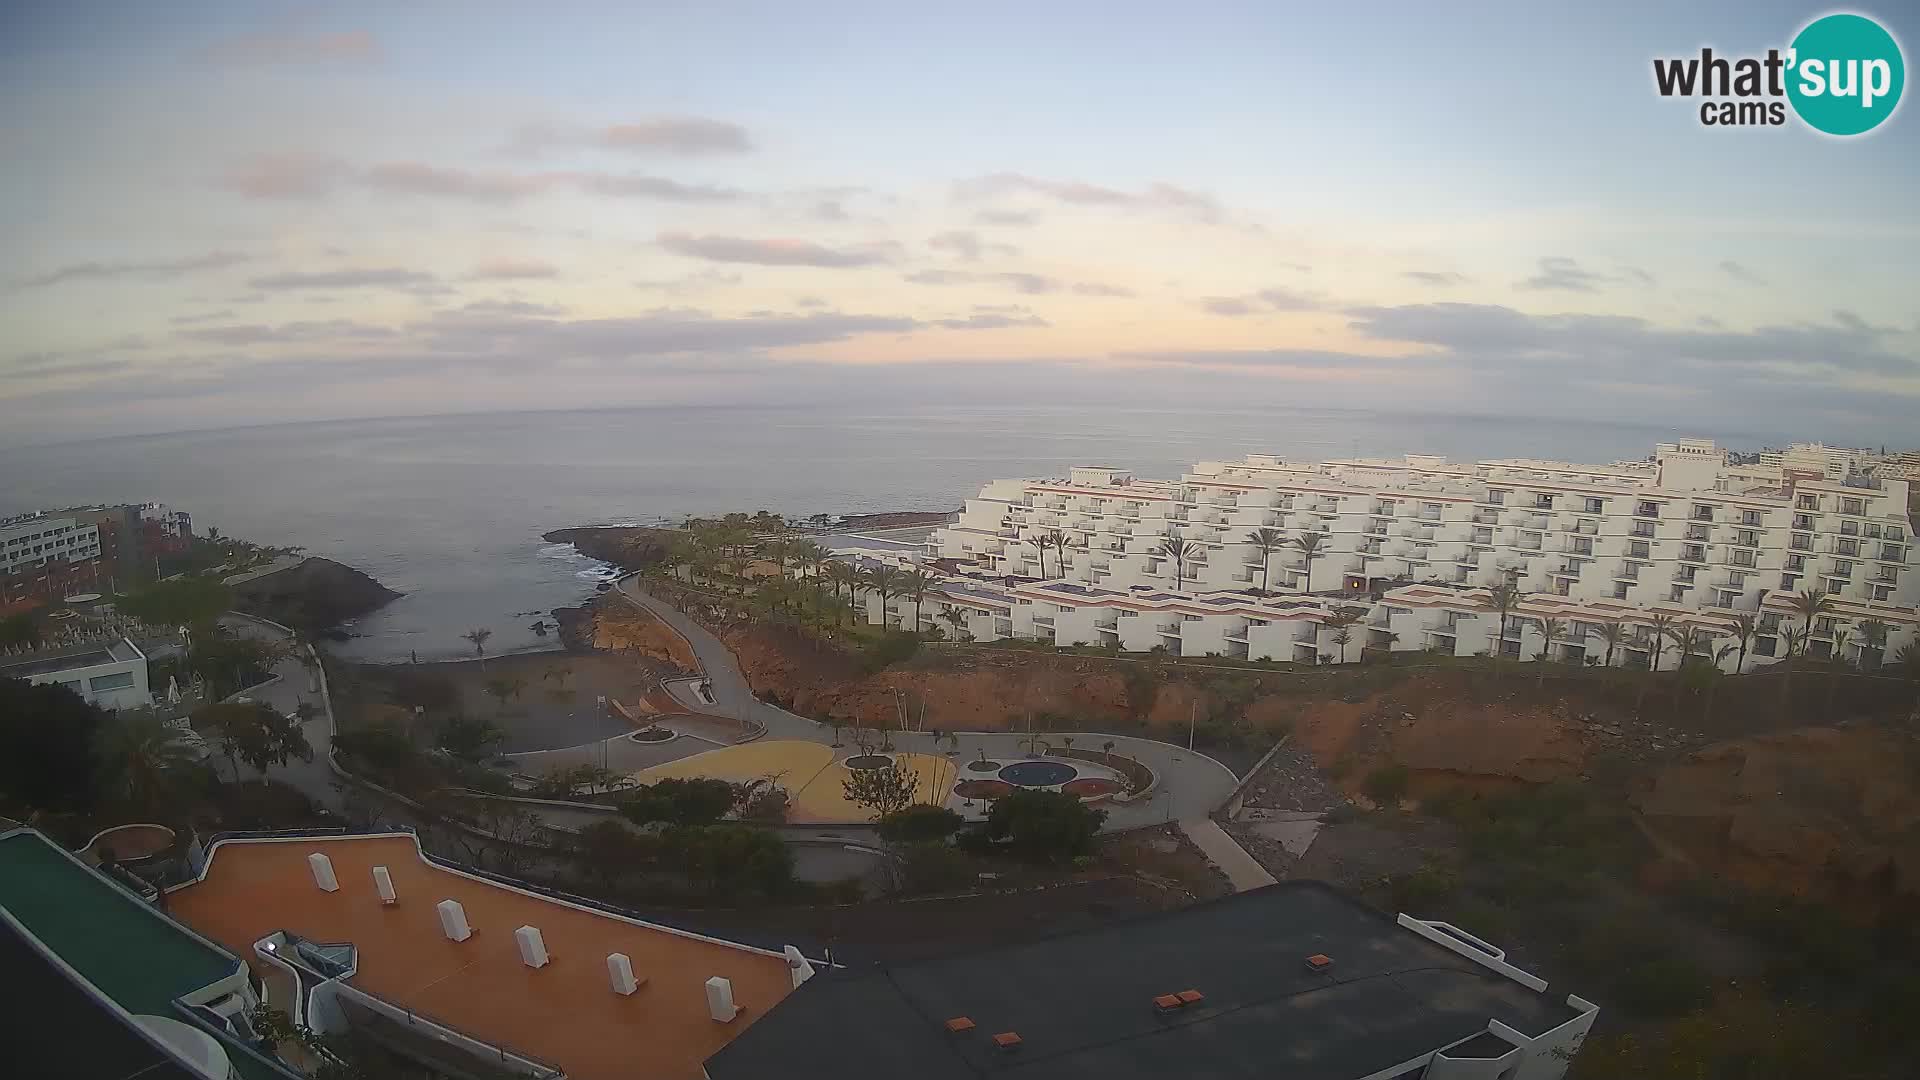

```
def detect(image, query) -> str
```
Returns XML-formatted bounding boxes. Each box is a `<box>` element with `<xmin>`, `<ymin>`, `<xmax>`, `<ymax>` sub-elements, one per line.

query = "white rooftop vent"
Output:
<box><xmin>307</xmin><ymin>853</ymin><xmax>338</xmax><ymax>893</ymax></box>
<box><xmin>706</xmin><ymin>976</ymin><xmax>741</xmax><ymax>1022</ymax></box>
<box><xmin>783</xmin><ymin>945</ymin><xmax>816</xmax><ymax>988</ymax></box>
<box><xmin>607</xmin><ymin>952</ymin><xmax>639</xmax><ymax>995</ymax></box>
<box><xmin>372</xmin><ymin>865</ymin><xmax>396</xmax><ymax>905</ymax></box>
<box><xmin>437</xmin><ymin>899</ymin><xmax>471</xmax><ymax>942</ymax></box>
<box><xmin>514</xmin><ymin>925</ymin><xmax>549</xmax><ymax>969</ymax></box>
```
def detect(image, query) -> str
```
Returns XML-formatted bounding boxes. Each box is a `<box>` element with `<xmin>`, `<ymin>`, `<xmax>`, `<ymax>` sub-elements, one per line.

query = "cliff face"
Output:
<box><xmin>229</xmin><ymin>557</ymin><xmax>400</xmax><ymax>632</ymax></box>
<box><xmin>542</xmin><ymin>526</ymin><xmax>675</xmax><ymax>571</ymax></box>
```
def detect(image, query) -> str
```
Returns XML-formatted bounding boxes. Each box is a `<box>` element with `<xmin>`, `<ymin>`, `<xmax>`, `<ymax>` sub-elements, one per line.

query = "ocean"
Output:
<box><xmin>0</xmin><ymin>403</ymin><xmax>1785</xmax><ymax>662</ymax></box>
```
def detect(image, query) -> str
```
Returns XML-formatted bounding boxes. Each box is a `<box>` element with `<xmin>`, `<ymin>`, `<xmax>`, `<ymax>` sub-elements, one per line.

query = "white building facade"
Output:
<box><xmin>0</xmin><ymin>515</ymin><xmax>102</xmax><ymax>577</ymax></box>
<box><xmin>0</xmin><ymin>636</ymin><xmax>153</xmax><ymax>710</ymax></box>
<box><xmin>884</xmin><ymin>440</ymin><xmax>1919</xmax><ymax>672</ymax></box>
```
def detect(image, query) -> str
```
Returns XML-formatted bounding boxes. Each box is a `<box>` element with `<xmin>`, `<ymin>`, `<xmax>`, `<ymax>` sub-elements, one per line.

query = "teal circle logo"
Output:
<box><xmin>1786</xmin><ymin>13</ymin><xmax>1904</xmax><ymax>136</ymax></box>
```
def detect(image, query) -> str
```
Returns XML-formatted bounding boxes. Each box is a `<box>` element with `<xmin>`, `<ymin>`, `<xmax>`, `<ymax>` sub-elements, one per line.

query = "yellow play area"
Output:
<box><xmin>627</xmin><ymin>740</ymin><xmax>958</xmax><ymax>823</ymax></box>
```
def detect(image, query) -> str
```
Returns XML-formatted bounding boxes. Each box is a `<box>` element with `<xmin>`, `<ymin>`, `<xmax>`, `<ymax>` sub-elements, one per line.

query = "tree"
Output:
<box><xmin>1155</xmin><ymin>537</ymin><xmax>1200</xmax><ymax>592</ymax></box>
<box><xmin>1038</xmin><ymin>528</ymin><xmax>1070</xmax><ymax>579</ymax></box>
<box><xmin>0</xmin><ymin>679</ymin><xmax>109</xmax><ymax>813</ymax></box>
<box><xmin>0</xmin><ymin>612</ymin><xmax>41</xmax><ymax>649</ymax></box>
<box><xmin>983</xmin><ymin>789</ymin><xmax>1105</xmax><ymax>862</ymax></box>
<box><xmin>879</xmin><ymin>804</ymin><xmax>963</xmax><ymax>845</ymax></box>
<box><xmin>1330</xmin><ymin>627</ymin><xmax>1354</xmax><ymax>665</ymax></box>
<box><xmin>620</xmin><ymin>777</ymin><xmax>739</xmax><ymax>826</ymax></box>
<box><xmin>119</xmin><ymin>576</ymin><xmax>232</xmax><ymax>629</ymax></box>
<box><xmin>902</xmin><ymin>568</ymin><xmax>937</xmax><ymax>633</ymax></box>
<box><xmin>481</xmin><ymin>676</ymin><xmax>526</xmax><ymax>715</ymax></box>
<box><xmin>96</xmin><ymin>711</ymin><xmax>202</xmax><ymax>810</ymax></box>
<box><xmin>825</xmin><ymin>562</ymin><xmax>860</xmax><ymax>625</ymax></box>
<box><xmin>1487</xmin><ymin>580</ymin><xmax>1523</xmax><ymax>680</ymax></box>
<box><xmin>1787</xmin><ymin>588</ymin><xmax>1835</xmax><ymax>649</ymax></box>
<box><xmin>843</xmin><ymin>762</ymin><xmax>921</xmax><ymax>821</ymax></box>
<box><xmin>1856</xmin><ymin>618</ymin><xmax>1891</xmax><ymax>671</ymax></box>
<box><xmin>1245</xmin><ymin>527</ymin><xmax>1286</xmax><ymax>594</ymax></box>
<box><xmin>462</xmin><ymin>627</ymin><xmax>492</xmax><ymax>660</ymax></box>
<box><xmin>1825</xmin><ymin>626</ymin><xmax>1852</xmax><ymax>720</ymax></box>
<box><xmin>1728</xmin><ymin>612</ymin><xmax>1759</xmax><ymax>675</ymax></box>
<box><xmin>331</xmin><ymin>721</ymin><xmax>423</xmax><ymax>784</ymax></box>
<box><xmin>1591</xmin><ymin>620</ymin><xmax>1627</xmax><ymax>671</ymax></box>
<box><xmin>668</xmin><ymin>823</ymin><xmax>793</xmax><ymax>899</ymax></box>
<box><xmin>940</xmin><ymin>606</ymin><xmax>972</xmax><ymax>642</ymax></box>
<box><xmin>185</xmin><ymin>628</ymin><xmax>282</xmax><ymax>699</ymax></box>
<box><xmin>866</xmin><ymin>564</ymin><xmax>903</xmax><ymax>627</ymax></box>
<box><xmin>196</xmin><ymin>702</ymin><xmax>313</xmax><ymax>782</ymax></box>
<box><xmin>1292</xmin><ymin>531</ymin><xmax>1327</xmax><ymax>591</ymax></box>
<box><xmin>569</xmin><ymin>819</ymin><xmax>657</xmax><ymax>894</ymax></box>
<box><xmin>1535</xmin><ymin>617</ymin><xmax>1567</xmax><ymax>687</ymax></box>
<box><xmin>434</xmin><ymin>714</ymin><xmax>504</xmax><ymax>763</ymax></box>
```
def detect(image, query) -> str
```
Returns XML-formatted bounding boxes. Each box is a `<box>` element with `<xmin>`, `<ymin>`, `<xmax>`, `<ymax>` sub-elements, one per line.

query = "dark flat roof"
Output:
<box><xmin>0</xmin><ymin>913</ymin><xmax>203</xmax><ymax>1080</ymax></box>
<box><xmin>706</xmin><ymin>882</ymin><xmax>1579</xmax><ymax>1080</ymax></box>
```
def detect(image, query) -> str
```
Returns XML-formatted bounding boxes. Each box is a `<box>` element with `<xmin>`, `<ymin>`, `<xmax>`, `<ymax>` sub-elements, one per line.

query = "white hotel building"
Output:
<box><xmin>881</xmin><ymin>439</ymin><xmax>1918</xmax><ymax>672</ymax></box>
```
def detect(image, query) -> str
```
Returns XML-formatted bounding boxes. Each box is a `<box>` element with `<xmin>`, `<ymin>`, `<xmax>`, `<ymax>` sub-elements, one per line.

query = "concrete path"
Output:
<box><xmin>218</xmin><ymin>614</ymin><xmax>344</xmax><ymax>812</ymax></box>
<box><xmin>1178</xmin><ymin>818</ymin><xmax>1278</xmax><ymax>892</ymax></box>
<box><xmin>615</xmin><ymin>580</ymin><xmax>1243</xmax><ymax>830</ymax></box>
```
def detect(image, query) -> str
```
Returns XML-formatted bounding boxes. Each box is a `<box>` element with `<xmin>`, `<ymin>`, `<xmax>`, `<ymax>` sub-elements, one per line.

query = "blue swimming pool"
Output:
<box><xmin>998</xmin><ymin>760</ymin><xmax>1077</xmax><ymax>787</ymax></box>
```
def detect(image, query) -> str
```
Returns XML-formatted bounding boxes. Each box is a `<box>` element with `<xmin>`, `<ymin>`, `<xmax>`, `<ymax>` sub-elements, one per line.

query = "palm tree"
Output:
<box><xmin>1825</xmin><ymin>627</ymin><xmax>1853</xmax><ymax>720</ymax></box>
<box><xmin>1535</xmin><ymin>617</ymin><xmax>1567</xmax><ymax>687</ymax></box>
<box><xmin>1154</xmin><ymin>537</ymin><xmax>1201</xmax><ymax>592</ymax></box>
<box><xmin>1702</xmin><ymin>642</ymin><xmax>1738</xmax><ymax>727</ymax></box>
<box><xmin>1245</xmin><ymin>527</ymin><xmax>1285</xmax><ymax>594</ymax></box>
<box><xmin>866</xmin><ymin>564</ymin><xmax>903</xmax><ymax>628</ymax></box>
<box><xmin>791</xmin><ymin>540</ymin><xmax>829</xmax><ymax>584</ymax></box>
<box><xmin>1487</xmin><ymin>580</ymin><xmax>1523</xmax><ymax>680</ymax></box>
<box><xmin>462</xmin><ymin>627</ymin><xmax>492</xmax><ymax>665</ymax></box>
<box><xmin>941</xmin><ymin>606</ymin><xmax>971</xmax><ymax>642</ymax></box>
<box><xmin>1787</xmin><ymin>588</ymin><xmax>1835</xmax><ymax>658</ymax></box>
<box><xmin>902</xmin><ymin>568</ymin><xmax>937</xmax><ymax>634</ymax></box>
<box><xmin>1330</xmin><ymin>627</ymin><xmax>1354</xmax><ymax>664</ymax></box>
<box><xmin>1779</xmin><ymin>622</ymin><xmax>1805</xmax><ymax>714</ymax></box>
<box><xmin>1038</xmin><ymin>529</ymin><xmax>1070</xmax><ymax>579</ymax></box>
<box><xmin>1591</xmin><ymin>620</ymin><xmax>1627</xmax><ymax>670</ymax></box>
<box><xmin>1856</xmin><ymin>618</ymin><xmax>1891</xmax><ymax>671</ymax></box>
<box><xmin>1292</xmin><ymin>532</ymin><xmax>1327</xmax><ymax>592</ymax></box>
<box><xmin>96</xmin><ymin>713</ymin><xmax>200</xmax><ymax>809</ymax></box>
<box><xmin>1728</xmin><ymin>612</ymin><xmax>1759</xmax><ymax>675</ymax></box>
<box><xmin>1663</xmin><ymin>622</ymin><xmax>1713</xmax><ymax>710</ymax></box>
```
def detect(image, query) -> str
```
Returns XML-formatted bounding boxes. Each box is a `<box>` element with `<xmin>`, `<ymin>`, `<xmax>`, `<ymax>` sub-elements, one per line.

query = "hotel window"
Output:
<box><xmin>1675</xmin><ymin>566</ymin><xmax>1695</xmax><ymax>583</ymax></box>
<box><xmin>1832</xmin><ymin>560</ymin><xmax>1854</xmax><ymax>578</ymax></box>
<box><xmin>1842</xmin><ymin>497</ymin><xmax>1865</xmax><ymax>515</ymax></box>
<box><xmin>1789</xmin><ymin>533</ymin><xmax>1813</xmax><ymax>551</ymax></box>
<box><xmin>1873</xmin><ymin>585</ymin><xmax>1895</xmax><ymax>601</ymax></box>
<box><xmin>1685</xmin><ymin>524</ymin><xmax>1709</xmax><ymax>542</ymax></box>
<box><xmin>1797</xmin><ymin>494</ymin><xmax>1819</xmax><ymax>510</ymax></box>
<box><xmin>1840</xmin><ymin>520</ymin><xmax>1860</xmax><ymax>536</ymax></box>
<box><xmin>1486</xmin><ymin>489</ymin><xmax>1507</xmax><ymax>505</ymax></box>
<box><xmin>1732</xmin><ymin>550</ymin><xmax>1755</xmax><ymax>567</ymax></box>
<box><xmin>1669</xmin><ymin>585</ymin><xmax>1687</xmax><ymax>602</ymax></box>
<box><xmin>1780</xmin><ymin>573</ymin><xmax>1799</xmax><ymax>591</ymax></box>
<box><xmin>1891</xmin><ymin>526</ymin><xmax>1907</xmax><ymax>542</ymax></box>
<box><xmin>1742</xmin><ymin>509</ymin><xmax>1763</xmax><ymax>526</ymax></box>
<box><xmin>88</xmin><ymin>671</ymin><xmax>134</xmax><ymax>692</ymax></box>
<box><xmin>1882</xmin><ymin>544</ymin><xmax>1907</xmax><ymax>562</ymax></box>
<box><xmin>1691</xmin><ymin>504</ymin><xmax>1715</xmax><ymax>521</ymax></box>
<box><xmin>1636</xmin><ymin>501</ymin><xmax>1660</xmax><ymax>517</ymax></box>
<box><xmin>1682</xmin><ymin>544</ymin><xmax>1705</xmax><ymax>562</ymax></box>
<box><xmin>1837</xmin><ymin>539</ymin><xmax>1859</xmax><ymax>556</ymax></box>
<box><xmin>1734</xmin><ymin>530</ymin><xmax>1758</xmax><ymax>547</ymax></box>
<box><xmin>1613</xmin><ymin>583</ymin><xmax>1629</xmax><ymax>599</ymax></box>
<box><xmin>1584</xmin><ymin>497</ymin><xmax>1604</xmax><ymax>514</ymax></box>
<box><xmin>1633</xmin><ymin>521</ymin><xmax>1656</xmax><ymax>538</ymax></box>
<box><xmin>1629</xmin><ymin>540</ymin><xmax>1651</xmax><ymax>559</ymax></box>
<box><xmin>1533</xmin><ymin>494</ymin><xmax>1555</xmax><ymax>510</ymax></box>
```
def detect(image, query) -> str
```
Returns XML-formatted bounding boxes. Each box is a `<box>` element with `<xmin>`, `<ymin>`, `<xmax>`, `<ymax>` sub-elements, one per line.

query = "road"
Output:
<box><xmin>613</xmin><ymin>579</ymin><xmax>1244</xmax><ymax>830</ymax></box>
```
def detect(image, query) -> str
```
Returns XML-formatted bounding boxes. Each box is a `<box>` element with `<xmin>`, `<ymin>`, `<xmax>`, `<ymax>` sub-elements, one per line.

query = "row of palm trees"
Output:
<box><xmin>1016</xmin><ymin>524</ymin><xmax>1329</xmax><ymax>595</ymax></box>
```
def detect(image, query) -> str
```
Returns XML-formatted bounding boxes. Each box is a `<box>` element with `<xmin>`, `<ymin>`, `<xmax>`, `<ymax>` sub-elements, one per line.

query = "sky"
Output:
<box><xmin>3</xmin><ymin>0</ymin><xmax>1918</xmax><ymax>447</ymax></box>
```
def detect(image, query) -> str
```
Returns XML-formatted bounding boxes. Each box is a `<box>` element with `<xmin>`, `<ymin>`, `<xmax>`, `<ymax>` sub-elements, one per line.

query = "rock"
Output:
<box><xmin>229</xmin><ymin>557</ymin><xmax>399</xmax><ymax>631</ymax></box>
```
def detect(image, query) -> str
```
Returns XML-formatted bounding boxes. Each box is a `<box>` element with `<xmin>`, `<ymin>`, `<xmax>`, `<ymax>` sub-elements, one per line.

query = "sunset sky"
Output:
<box><xmin>4</xmin><ymin>0</ymin><xmax>1917</xmax><ymax>446</ymax></box>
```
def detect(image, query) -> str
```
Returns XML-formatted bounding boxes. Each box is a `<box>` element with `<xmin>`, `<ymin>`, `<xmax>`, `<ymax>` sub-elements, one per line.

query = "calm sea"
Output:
<box><xmin>0</xmin><ymin>404</ymin><xmax>1781</xmax><ymax>661</ymax></box>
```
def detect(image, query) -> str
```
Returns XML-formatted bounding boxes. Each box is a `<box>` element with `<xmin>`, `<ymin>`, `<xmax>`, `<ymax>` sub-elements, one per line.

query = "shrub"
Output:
<box><xmin>620</xmin><ymin>777</ymin><xmax>740</xmax><ymax>826</ymax></box>
<box><xmin>984</xmin><ymin>789</ymin><xmax>1106</xmax><ymax>862</ymax></box>
<box><xmin>878</xmin><ymin>805</ymin><xmax>964</xmax><ymax>845</ymax></box>
<box><xmin>1610</xmin><ymin>957</ymin><xmax>1714</xmax><ymax>1019</ymax></box>
<box><xmin>1389</xmin><ymin>865</ymin><xmax>1459</xmax><ymax>912</ymax></box>
<box><xmin>862</xmin><ymin>632</ymin><xmax>921</xmax><ymax>672</ymax></box>
<box><xmin>898</xmin><ymin>842</ymin><xmax>975</xmax><ymax>894</ymax></box>
<box><xmin>1363</xmin><ymin>764</ymin><xmax>1410</xmax><ymax>806</ymax></box>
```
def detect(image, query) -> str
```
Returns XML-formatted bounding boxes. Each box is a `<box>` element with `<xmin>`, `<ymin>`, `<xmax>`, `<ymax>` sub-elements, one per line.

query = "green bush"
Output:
<box><xmin>982</xmin><ymin>789</ymin><xmax>1106</xmax><ymax>863</ymax></box>
<box><xmin>620</xmin><ymin>777</ymin><xmax>740</xmax><ymax>826</ymax></box>
<box><xmin>1389</xmin><ymin>865</ymin><xmax>1459</xmax><ymax>912</ymax></box>
<box><xmin>1609</xmin><ymin>957</ymin><xmax>1714</xmax><ymax>1019</ymax></box>
<box><xmin>862</xmin><ymin>632</ymin><xmax>921</xmax><ymax>672</ymax></box>
<box><xmin>1363</xmin><ymin>764</ymin><xmax>1410</xmax><ymax>806</ymax></box>
<box><xmin>898</xmin><ymin>842</ymin><xmax>975</xmax><ymax>894</ymax></box>
<box><xmin>878</xmin><ymin>804</ymin><xmax>963</xmax><ymax>845</ymax></box>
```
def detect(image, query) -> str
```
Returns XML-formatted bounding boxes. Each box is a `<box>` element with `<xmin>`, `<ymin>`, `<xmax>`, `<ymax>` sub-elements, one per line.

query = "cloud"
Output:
<box><xmin>361</xmin><ymin>162</ymin><xmax>550</xmax><ymax>202</ymax></box>
<box><xmin>218</xmin><ymin>153</ymin><xmax>351</xmax><ymax>199</ymax></box>
<box><xmin>1114</xmin><ymin>347</ymin><xmax>1388</xmax><ymax>369</ymax></box>
<box><xmin>511</xmin><ymin>117</ymin><xmax>752</xmax><ymax>156</ymax></box>
<box><xmin>927</xmin><ymin>229</ymin><xmax>1020</xmax><ymax>261</ymax></box>
<box><xmin>461</xmin><ymin>299</ymin><xmax>569</xmax><ymax>317</ymax></box>
<box><xmin>1071</xmin><ymin>282</ymin><xmax>1136</xmax><ymax>298</ymax></box>
<box><xmin>1403</xmin><ymin>270</ymin><xmax>1468</xmax><ymax>287</ymax></box>
<box><xmin>1515</xmin><ymin>257</ymin><xmax>1654</xmax><ymax>293</ymax></box>
<box><xmin>903</xmin><ymin>269</ymin><xmax>1063</xmax><ymax>294</ymax></box>
<box><xmin>1346</xmin><ymin>302</ymin><xmax>1918</xmax><ymax>377</ymax></box>
<box><xmin>658</xmin><ymin>232</ymin><xmax>896</xmax><ymax>268</ymax></box>
<box><xmin>974</xmin><ymin>209</ymin><xmax>1038</xmax><ymax>227</ymax></box>
<box><xmin>793</xmin><ymin>295</ymin><xmax>828</xmax><ymax>308</ymax></box>
<box><xmin>1198</xmin><ymin>287</ymin><xmax>1324</xmax><ymax>316</ymax></box>
<box><xmin>566</xmin><ymin>173</ymin><xmax>744</xmax><ymax>202</ymax></box>
<box><xmin>933</xmin><ymin>312</ymin><xmax>1050</xmax><ymax>330</ymax></box>
<box><xmin>1719</xmin><ymin>260</ymin><xmax>1768</xmax><ymax>285</ymax></box>
<box><xmin>169</xmin><ymin>309</ymin><xmax>237</xmax><ymax>326</ymax></box>
<box><xmin>176</xmin><ymin>320</ymin><xmax>398</xmax><ymax>346</ymax></box>
<box><xmin>954</xmin><ymin>173</ymin><xmax>1223</xmax><ymax>223</ymax></box>
<box><xmin>11</xmin><ymin>252</ymin><xmax>252</xmax><ymax>291</ymax></box>
<box><xmin>467</xmin><ymin>258</ymin><xmax>559</xmax><ymax>281</ymax></box>
<box><xmin>201</xmin><ymin>30</ymin><xmax>381</xmax><ymax>66</ymax></box>
<box><xmin>247</xmin><ymin>268</ymin><xmax>438</xmax><ymax>291</ymax></box>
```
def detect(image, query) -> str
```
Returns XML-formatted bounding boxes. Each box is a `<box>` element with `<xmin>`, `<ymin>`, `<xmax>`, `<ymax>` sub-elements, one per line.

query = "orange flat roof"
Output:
<box><xmin>169</xmin><ymin>833</ymin><xmax>794</xmax><ymax>1080</ymax></box>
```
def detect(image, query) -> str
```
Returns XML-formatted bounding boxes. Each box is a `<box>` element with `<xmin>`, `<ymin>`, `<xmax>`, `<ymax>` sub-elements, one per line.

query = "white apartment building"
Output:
<box><xmin>894</xmin><ymin>439</ymin><xmax>1919</xmax><ymax>672</ymax></box>
<box><xmin>0</xmin><ymin>636</ymin><xmax>153</xmax><ymax>710</ymax></box>
<box><xmin>0</xmin><ymin>515</ymin><xmax>102</xmax><ymax>577</ymax></box>
<box><xmin>1757</xmin><ymin>441</ymin><xmax>1875</xmax><ymax>480</ymax></box>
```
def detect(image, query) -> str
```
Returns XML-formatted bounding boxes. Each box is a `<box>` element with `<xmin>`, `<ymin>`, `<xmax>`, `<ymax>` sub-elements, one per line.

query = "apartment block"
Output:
<box><xmin>908</xmin><ymin>440</ymin><xmax>1918</xmax><ymax>672</ymax></box>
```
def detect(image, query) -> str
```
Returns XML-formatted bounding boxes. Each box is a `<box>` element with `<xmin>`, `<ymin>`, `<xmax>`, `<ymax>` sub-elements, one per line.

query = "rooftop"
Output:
<box><xmin>0</xmin><ymin>635</ymin><xmax>143</xmax><ymax>678</ymax></box>
<box><xmin>706</xmin><ymin>881</ymin><xmax>1584</xmax><ymax>1080</ymax></box>
<box><xmin>168</xmin><ymin>832</ymin><xmax>798</xmax><ymax>1080</ymax></box>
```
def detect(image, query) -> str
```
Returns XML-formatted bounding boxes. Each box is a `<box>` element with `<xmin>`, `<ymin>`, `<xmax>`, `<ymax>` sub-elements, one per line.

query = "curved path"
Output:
<box><xmin>614</xmin><ymin>579</ymin><xmax>1243</xmax><ymax>830</ymax></box>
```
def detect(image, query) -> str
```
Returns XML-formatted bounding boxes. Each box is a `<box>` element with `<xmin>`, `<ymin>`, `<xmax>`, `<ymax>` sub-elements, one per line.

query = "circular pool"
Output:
<box><xmin>998</xmin><ymin>760</ymin><xmax>1078</xmax><ymax>787</ymax></box>
<box><xmin>843</xmin><ymin>754</ymin><xmax>893</xmax><ymax>771</ymax></box>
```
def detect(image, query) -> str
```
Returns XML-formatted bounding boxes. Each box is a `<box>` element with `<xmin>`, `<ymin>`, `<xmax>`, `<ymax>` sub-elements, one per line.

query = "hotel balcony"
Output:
<box><xmin>1157</xmin><ymin>622</ymin><xmax>1182</xmax><ymax>638</ymax></box>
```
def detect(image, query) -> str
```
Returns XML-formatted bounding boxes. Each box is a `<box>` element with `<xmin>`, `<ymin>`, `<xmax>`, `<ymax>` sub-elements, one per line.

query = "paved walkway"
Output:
<box><xmin>1178</xmin><ymin>817</ymin><xmax>1278</xmax><ymax>892</ymax></box>
<box><xmin>219</xmin><ymin>614</ymin><xmax>344</xmax><ymax>811</ymax></box>
<box><xmin>615</xmin><ymin>580</ymin><xmax>1242</xmax><ymax>830</ymax></box>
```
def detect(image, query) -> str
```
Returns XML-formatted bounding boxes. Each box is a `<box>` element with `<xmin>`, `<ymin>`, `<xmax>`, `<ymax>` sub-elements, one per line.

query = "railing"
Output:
<box><xmin>332</xmin><ymin>986</ymin><xmax>563</xmax><ymax>1079</ymax></box>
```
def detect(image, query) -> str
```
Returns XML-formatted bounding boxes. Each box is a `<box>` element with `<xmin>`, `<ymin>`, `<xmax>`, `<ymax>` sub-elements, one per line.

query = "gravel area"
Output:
<box><xmin>1234</xmin><ymin>741</ymin><xmax>1346</xmax><ymax>814</ymax></box>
